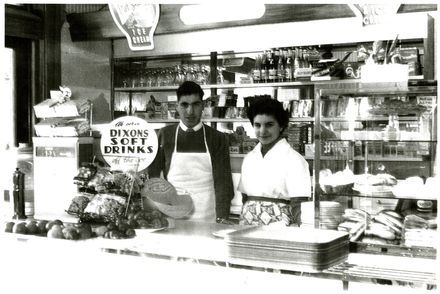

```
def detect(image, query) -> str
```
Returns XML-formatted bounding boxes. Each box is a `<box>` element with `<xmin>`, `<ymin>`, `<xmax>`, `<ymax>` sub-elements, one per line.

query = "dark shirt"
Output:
<box><xmin>176</xmin><ymin>127</ymin><xmax>206</xmax><ymax>153</ymax></box>
<box><xmin>148</xmin><ymin>124</ymin><xmax>234</xmax><ymax>219</ymax></box>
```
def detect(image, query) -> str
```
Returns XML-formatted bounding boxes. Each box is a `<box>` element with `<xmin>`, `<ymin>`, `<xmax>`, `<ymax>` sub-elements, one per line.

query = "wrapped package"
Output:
<box><xmin>81</xmin><ymin>193</ymin><xmax>127</xmax><ymax>223</ymax></box>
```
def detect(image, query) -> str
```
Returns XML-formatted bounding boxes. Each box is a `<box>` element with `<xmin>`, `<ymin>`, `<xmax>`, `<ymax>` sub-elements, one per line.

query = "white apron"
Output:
<box><xmin>167</xmin><ymin>125</ymin><xmax>216</xmax><ymax>222</ymax></box>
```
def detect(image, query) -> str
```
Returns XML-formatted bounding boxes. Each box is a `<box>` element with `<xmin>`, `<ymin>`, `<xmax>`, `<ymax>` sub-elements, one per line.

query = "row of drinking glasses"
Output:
<box><xmin>116</xmin><ymin>64</ymin><xmax>226</xmax><ymax>88</ymax></box>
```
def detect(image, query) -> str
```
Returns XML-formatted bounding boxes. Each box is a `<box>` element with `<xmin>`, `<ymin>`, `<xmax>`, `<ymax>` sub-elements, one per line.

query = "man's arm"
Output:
<box><xmin>213</xmin><ymin>132</ymin><xmax>235</xmax><ymax>219</ymax></box>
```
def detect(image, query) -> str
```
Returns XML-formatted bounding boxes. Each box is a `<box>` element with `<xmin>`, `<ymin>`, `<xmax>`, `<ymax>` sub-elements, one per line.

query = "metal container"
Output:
<box><xmin>13</xmin><ymin>168</ymin><xmax>26</xmax><ymax>219</ymax></box>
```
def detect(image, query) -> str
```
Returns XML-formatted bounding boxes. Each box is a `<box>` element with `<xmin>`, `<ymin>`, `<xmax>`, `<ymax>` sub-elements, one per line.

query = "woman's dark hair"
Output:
<box><xmin>247</xmin><ymin>97</ymin><xmax>289</xmax><ymax>129</ymax></box>
<box><xmin>176</xmin><ymin>81</ymin><xmax>204</xmax><ymax>101</ymax></box>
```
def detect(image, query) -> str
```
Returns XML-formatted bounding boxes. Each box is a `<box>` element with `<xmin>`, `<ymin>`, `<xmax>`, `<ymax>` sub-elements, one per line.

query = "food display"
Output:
<box><xmin>369</xmin><ymin>99</ymin><xmax>427</xmax><ymax>116</ymax></box>
<box><xmin>392</xmin><ymin>176</ymin><xmax>439</xmax><ymax>200</ymax></box>
<box><xmin>338</xmin><ymin>208</ymin><xmax>405</xmax><ymax>245</ymax></box>
<box><xmin>60</xmin><ymin>163</ymin><xmax>173</xmax><ymax>239</ymax></box>
<box><xmin>68</xmin><ymin>163</ymin><xmax>146</xmax><ymax>223</ymax></box>
<box><xmin>352</xmin><ymin>173</ymin><xmax>397</xmax><ymax>196</ymax></box>
<box><xmin>319</xmin><ymin>168</ymin><xmax>354</xmax><ymax>194</ymax></box>
<box><xmin>402</xmin><ymin>214</ymin><xmax>437</xmax><ymax>248</ymax></box>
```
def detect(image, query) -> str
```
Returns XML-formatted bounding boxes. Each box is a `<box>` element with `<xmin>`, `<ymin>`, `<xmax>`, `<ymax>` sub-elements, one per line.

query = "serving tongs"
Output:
<box><xmin>312</xmin><ymin>51</ymin><xmax>353</xmax><ymax>78</ymax></box>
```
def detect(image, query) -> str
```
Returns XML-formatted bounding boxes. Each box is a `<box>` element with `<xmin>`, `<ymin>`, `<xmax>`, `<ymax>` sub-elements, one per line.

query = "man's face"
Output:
<box><xmin>177</xmin><ymin>94</ymin><xmax>203</xmax><ymax>128</ymax></box>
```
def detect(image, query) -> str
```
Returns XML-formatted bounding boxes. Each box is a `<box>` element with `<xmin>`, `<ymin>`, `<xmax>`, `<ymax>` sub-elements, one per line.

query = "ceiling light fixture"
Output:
<box><xmin>179</xmin><ymin>4</ymin><xmax>266</xmax><ymax>25</ymax></box>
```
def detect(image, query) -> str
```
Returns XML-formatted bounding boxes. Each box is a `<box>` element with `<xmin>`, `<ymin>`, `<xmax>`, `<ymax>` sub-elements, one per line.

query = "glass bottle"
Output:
<box><xmin>252</xmin><ymin>54</ymin><xmax>262</xmax><ymax>83</ymax></box>
<box><xmin>260</xmin><ymin>51</ymin><xmax>269</xmax><ymax>83</ymax></box>
<box><xmin>285</xmin><ymin>48</ymin><xmax>294</xmax><ymax>82</ymax></box>
<box><xmin>293</xmin><ymin>48</ymin><xmax>300</xmax><ymax>79</ymax></box>
<box><xmin>277</xmin><ymin>49</ymin><xmax>286</xmax><ymax>83</ymax></box>
<box><xmin>268</xmin><ymin>49</ymin><xmax>277</xmax><ymax>82</ymax></box>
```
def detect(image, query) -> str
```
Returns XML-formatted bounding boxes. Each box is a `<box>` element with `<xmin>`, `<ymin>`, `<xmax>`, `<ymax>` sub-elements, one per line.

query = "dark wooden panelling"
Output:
<box><xmin>399</xmin><ymin>4</ymin><xmax>437</xmax><ymax>13</ymax></box>
<box><xmin>67</xmin><ymin>4</ymin><xmax>355</xmax><ymax>41</ymax></box>
<box><xmin>156</xmin><ymin>4</ymin><xmax>355</xmax><ymax>34</ymax></box>
<box><xmin>5</xmin><ymin>4</ymin><xmax>43</xmax><ymax>39</ymax></box>
<box><xmin>424</xmin><ymin>14</ymin><xmax>435</xmax><ymax>80</ymax></box>
<box><xmin>66</xmin><ymin>4</ymin><xmax>437</xmax><ymax>42</ymax></box>
<box><xmin>33</xmin><ymin>4</ymin><xmax>65</xmax><ymax>101</ymax></box>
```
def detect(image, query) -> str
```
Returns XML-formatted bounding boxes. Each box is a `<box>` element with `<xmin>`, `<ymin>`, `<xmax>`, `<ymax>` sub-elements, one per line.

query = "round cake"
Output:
<box><xmin>141</xmin><ymin>178</ymin><xmax>193</xmax><ymax>219</ymax></box>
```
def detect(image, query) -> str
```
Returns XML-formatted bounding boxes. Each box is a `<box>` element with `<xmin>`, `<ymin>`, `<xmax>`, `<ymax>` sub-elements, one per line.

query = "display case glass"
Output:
<box><xmin>315</xmin><ymin>81</ymin><xmax>437</xmax><ymax>257</ymax></box>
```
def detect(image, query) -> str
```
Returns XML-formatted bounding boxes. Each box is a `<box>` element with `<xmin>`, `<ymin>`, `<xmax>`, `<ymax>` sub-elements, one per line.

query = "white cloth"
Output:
<box><xmin>167</xmin><ymin>125</ymin><xmax>216</xmax><ymax>222</ymax></box>
<box><xmin>238</xmin><ymin>138</ymin><xmax>311</xmax><ymax>200</ymax></box>
<box><xmin>179</xmin><ymin>121</ymin><xmax>203</xmax><ymax>132</ymax></box>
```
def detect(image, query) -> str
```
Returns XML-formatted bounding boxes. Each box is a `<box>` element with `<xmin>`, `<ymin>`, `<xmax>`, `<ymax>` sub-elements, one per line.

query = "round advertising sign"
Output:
<box><xmin>100</xmin><ymin>116</ymin><xmax>158</xmax><ymax>172</ymax></box>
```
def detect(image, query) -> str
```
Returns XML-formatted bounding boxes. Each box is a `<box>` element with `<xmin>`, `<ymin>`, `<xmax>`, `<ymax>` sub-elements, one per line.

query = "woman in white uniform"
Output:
<box><xmin>238</xmin><ymin>98</ymin><xmax>311</xmax><ymax>226</ymax></box>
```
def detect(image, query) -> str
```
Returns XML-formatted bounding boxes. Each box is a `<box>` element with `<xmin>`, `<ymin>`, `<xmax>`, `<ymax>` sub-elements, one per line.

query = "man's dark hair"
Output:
<box><xmin>247</xmin><ymin>97</ymin><xmax>289</xmax><ymax>129</ymax></box>
<box><xmin>176</xmin><ymin>81</ymin><xmax>204</xmax><ymax>101</ymax></box>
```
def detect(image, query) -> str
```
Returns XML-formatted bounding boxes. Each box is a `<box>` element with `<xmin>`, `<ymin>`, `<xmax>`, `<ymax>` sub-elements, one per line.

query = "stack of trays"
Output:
<box><xmin>225</xmin><ymin>226</ymin><xmax>349</xmax><ymax>272</ymax></box>
<box><xmin>300</xmin><ymin>201</ymin><xmax>344</xmax><ymax>230</ymax></box>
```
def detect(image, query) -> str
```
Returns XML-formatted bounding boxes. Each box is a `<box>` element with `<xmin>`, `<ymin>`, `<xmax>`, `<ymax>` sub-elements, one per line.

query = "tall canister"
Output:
<box><xmin>16</xmin><ymin>144</ymin><xmax>34</xmax><ymax>217</ymax></box>
<box><xmin>0</xmin><ymin>143</ymin><xmax>34</xmax><ymax>218</ymax></box>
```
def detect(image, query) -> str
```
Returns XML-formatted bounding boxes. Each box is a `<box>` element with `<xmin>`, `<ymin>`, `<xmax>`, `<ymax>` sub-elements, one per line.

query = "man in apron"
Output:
<box><xmin>148</xmin><ymin>81</ymin><xmax>234</xmax><ymax>223</ymax></box>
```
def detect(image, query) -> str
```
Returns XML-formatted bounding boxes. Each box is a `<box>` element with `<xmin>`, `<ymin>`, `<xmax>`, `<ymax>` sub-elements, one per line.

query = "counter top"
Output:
<box><xmin>1</xmin><ymin>220</ymin><xmax>436</xmax><ymax>290</ymax></box>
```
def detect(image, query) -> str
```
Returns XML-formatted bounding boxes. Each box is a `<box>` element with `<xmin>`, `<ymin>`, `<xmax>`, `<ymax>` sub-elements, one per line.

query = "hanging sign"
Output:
<box><xmin>100</xmin><ymin>116</ymin><xmax>158</xmax><ymax>172</ymax></box>
<box><xmin>353</xmin><ymin>4</ymin><xmax>400</xmax><ymax>26</ymax></box>
<box><xmin>109</xmin><ymin>4</ymin><xmax>160</xmax><ymax>51</ymax></box>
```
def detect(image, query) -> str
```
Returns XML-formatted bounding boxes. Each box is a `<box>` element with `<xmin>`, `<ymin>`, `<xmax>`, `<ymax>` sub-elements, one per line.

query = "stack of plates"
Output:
<box><xmin>225</xmin><ymin>226</ymin><xmax>349</xmax><ymax>272</ymax></box>
<box><xmin>300</xmin><ymin>201</ymin><xmax>344</xmax><ymax>230</ymax></box>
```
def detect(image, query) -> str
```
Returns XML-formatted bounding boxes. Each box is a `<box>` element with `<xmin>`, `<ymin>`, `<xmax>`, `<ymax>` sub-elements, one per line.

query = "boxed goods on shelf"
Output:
<box><xmin>34</xmin><ymin>98</ymin><xmax>90</xmax><ymax>119</ymax></box>
<box><xmin>34</xmin><ymin>118</ymin><xmax>91</xmax><ymax>137</ymax></box>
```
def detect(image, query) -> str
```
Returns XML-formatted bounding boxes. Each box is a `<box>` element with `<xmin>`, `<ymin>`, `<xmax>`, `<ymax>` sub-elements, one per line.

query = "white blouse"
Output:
<box><xmin>238</xmin><ymin>138</ymin><xmax>311</xmax><ymax>200</ymax></box>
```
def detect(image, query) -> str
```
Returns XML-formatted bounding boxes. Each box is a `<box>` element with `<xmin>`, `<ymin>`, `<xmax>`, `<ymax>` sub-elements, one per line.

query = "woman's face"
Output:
<box><xmin>253</xmin><ymin>114</ymin><xmax>282</xmax><ymax>146</ymax></box>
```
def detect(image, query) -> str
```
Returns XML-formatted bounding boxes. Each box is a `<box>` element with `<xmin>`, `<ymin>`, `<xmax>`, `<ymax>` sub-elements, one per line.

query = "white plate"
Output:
<box><xmin>212</xmin><ymin>228</ymin><xmax>238</xmax><ymax>239</ymax></box>
<box><xmin>134</xmin><ymin>227</ymin><xmax>167</xmax><ymax>237</ymax></box>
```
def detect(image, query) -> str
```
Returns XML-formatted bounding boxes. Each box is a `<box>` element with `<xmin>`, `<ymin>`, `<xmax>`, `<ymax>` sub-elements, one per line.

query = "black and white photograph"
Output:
<box><xmin>1</xmin><ymin>2</ymin><xmax>438</xmax><ymax>293</ymax></box>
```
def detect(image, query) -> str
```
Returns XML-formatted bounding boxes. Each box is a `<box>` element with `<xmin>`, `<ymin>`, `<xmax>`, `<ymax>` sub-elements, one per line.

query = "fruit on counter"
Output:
<box><xmin>99</xmin><ymin>209</ymin><xmax>169</xmax><ymax>239</ymax></box>
<box><xmin>47</xmin><ymin>224</ymin><xmax>64</xmax><ymax>239</ymax></box>
<box><xmin>74</xmin><ymin>223</ymin><xmax>93</xmax><ymax>239</ymax></box>
<box><xmin>117</xmin><ymin>221</ymin><xmax>130</xmax><ymax>233</ymax></box>
<box><xmin>12</xmin><ymin>222</ymin><xmax>28</xmax><ymax>234</ymax></box>
<box><xmin>151</xmin><ymin>218</ymin><xmax>163</xmax><ymax>229</ymax></box>
<box><xmin>4</xmin><ymin>221</ymin><xmax>15</xmax><ymax>233</ymax></box>
<box><xmin>127</xmin><ymin>219</ymin><xmax>138</xmax><ymax>228</ymax></box>
<box><xmin>94</xmin><ymin>225</ymin><xmax>109</xmax><ymax>237</ymax></box>
<box><xmin>106</xmin><ymin>222</ymin><xmax>117</xmax><ymax>231</ymax></box>
<box><xmin>125</xmin><ymin>228</ymin><xmax>136</xmax><ymax>238</ymax></box>
<box><xmin>62</xmin><ymin>227</ymin><xmax>80</xmax><ymax>240</ymax></box>
<box><xmin>45</xmin><ymin>219</ymin><xmax>64</xmax><ymax>231</ymax></box>
<box><xmin>37</xmin><ymin>220</ymin><xmax>49</xmax><ymax>234</ymax></box>
<box><xmin>161</xmin><ymin>217</ymin><xmax>169</xmax><ymax>228</ymax></box>
<box><xmin>25</xmin><ymin>220</ymin><xmax>39</xmax><ymax>235</ymax></box>
<box><xmin>136</xmin><ymin>219</ymin><xmax>151</xmax><ymax>229</ymax></box>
